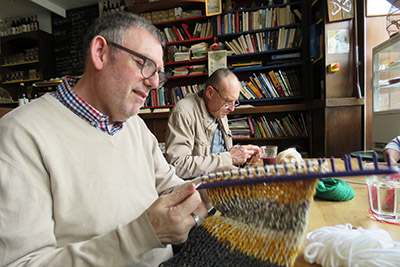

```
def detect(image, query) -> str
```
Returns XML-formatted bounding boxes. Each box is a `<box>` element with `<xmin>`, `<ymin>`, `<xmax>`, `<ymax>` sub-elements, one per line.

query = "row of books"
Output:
<box><xmin>239</xmin><ymin>70</ymin><xmax>301</xmax><ymax>100</ymax></box>
<box><xmin>228</xmin><ymin>113</ymin><xmax>308</xmax><ymax>139</ymax></box>
<box><xmin>167</xmin><ymin>64</ymin><xmax>207</xmax><ymax>77</ymax></box>
<box><xmin>165</xmin><ymin>42</ymin><xmax>209</xmax><ymax>63</ymax></box>
<box><xmin>224</xmin><ymin>27</ymin><xmax>301</xmax><ymax>55</ymax></box>
<box><xmin>217</xmin><ymin>6</ymin><xmax>300</xmax><ymax>35</ymax></box>
<box><xmin>140</xmin><ymin>7</ymin><xmax>202</xmax><ymax>24</ymax></box>
<box><xmin>162</xmin><ymin>21</ymin><xmax>212</xmax><ymax>43</ymax></box>
<box><xmin>143</xmin><ymin>83</ymin><xmax>205</xmax><ymax>108</ymax></box>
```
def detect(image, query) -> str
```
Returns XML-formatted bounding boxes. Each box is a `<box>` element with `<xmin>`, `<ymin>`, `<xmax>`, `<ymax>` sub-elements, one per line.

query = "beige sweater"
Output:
<box><xmin>0</xmin><ymin>94</ymin><xmax>184</xmax><ymax>266</ymax></box>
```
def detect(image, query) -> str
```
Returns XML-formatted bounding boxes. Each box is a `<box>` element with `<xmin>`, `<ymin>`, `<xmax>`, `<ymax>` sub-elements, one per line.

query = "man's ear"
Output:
<box><xmin>90</xmin><ymin>36</ymin><xmax>108</xmax><ymax>70</ymax></box>
<box><xmin>205</xmin><ymin>85</ymin><xmax>214</xmax><ymax>99</ymax></box>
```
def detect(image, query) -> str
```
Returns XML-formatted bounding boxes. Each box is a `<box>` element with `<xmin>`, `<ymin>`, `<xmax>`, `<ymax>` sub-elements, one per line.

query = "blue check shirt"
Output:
<box><xmin>52</xmin><ymin>76</ymin><xmax>124</xmax><ymax>136</ymax></box>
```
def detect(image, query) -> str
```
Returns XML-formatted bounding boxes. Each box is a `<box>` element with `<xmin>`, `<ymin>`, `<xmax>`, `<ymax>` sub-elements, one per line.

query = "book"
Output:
<box><xmin>249</xmin><ymin>76</ymin><xmax>266</xmax><ymax>98</ymax></box>
<box><xmin>275</xmin><ymin>118</ymin><xmax>288</xmax><ymax>136</ymax></box>
<box><xmin>153</xmin><ymin>107</ymin><xmax>170</xmax><ymax>113</ymax></box>
<box><xmin>240</xmin><ymin>81</ymin><xmax>255</xmax><ymax>100</ymax></box>
<box><xmin>172</xmin><ymin>25</ymin><xmax>183</xmax><ymax>41</ymax></box>
<box><xmin>287</xmin><ymin>114</ymin><xmax>304</xmax><ymax>136</ymax></box>
<box><xmin>245</xmin><ymin>34</ymin><xmax>254</xmax><ymax>53</ymax></box>
<box><xmin>224</xmin><ymin>41</ymin><xmax>239</xmax><ymax>55</ymax></box>
<box><xmin>181</xmin><ymin>23</ymin><xmax>192</xmax><ymax>39</ymax></box>
<box><xmin>252</xmin><ymin>73</ymin><xmax>270</xmax><ymax>98</ymax></box>
<box><xmin>281</xmin><ymin>117</ymin><xmax>295</xmax><ymax>136</ymax></box>
<box><xmin>139</xmin><ymin>108</ymin><xmax>152</xmax><ymax>114</ymax></box>
<box><xmin>274</xmin><ymin>71</ymin><xmax>289</xmax><ymax>96</ymax></box>
<box><xmin>268</xmin><ymin>70</ymin><xmax>286</xmax><ymax>97</ymax></box>
<box><xmin>247</xmin><ymin>116</ymin><xmax>255</xmax><ymax>136</ymax></box>
<box><xmin>260</xmin><ymin>73</ymin><xmax>279</xmax><ymax>98</ymax></box>
<box><xmin>278</xmin><ymin>70</ymin><xmax>294</xmax><ymax>96</ymax></box>
<box><xmin>247</xmin><ymin>81</ymin><xmax>263</xmax><ymax>99</ymax></box>
<box><xmin>239</xmin><ymin>35</ymin><xmax>250</xmax><ymax>53</ymax></box>
<box><xmin>245</xmin><ymin>83</ymin><xmax>258</xmax><ymax>99</ymax></box>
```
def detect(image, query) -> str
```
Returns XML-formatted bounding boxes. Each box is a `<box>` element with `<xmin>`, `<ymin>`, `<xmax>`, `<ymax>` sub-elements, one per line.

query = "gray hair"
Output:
<box><xmin>82</xmin><ymin>12</ymin><xmax>165</xmax><ymax>65</ymax></box>
<box><xmin>206</xmin><ymin>68</ymin><xmax>236</xmax><ymax>88</ymax></box>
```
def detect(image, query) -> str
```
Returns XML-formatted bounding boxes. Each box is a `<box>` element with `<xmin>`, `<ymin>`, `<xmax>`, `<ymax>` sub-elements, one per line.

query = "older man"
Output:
<box><xmin>165</xmin><ymin>68</ymin><xmax>261</xmax><ymax>179</ymax></box>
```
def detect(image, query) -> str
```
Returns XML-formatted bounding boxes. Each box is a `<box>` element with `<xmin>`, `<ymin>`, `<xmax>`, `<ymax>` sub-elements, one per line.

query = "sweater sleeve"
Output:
<box><xmin>384</xmin><ymin>136</ymin><xmax>400</xmax><ymax>152</ymax></box>
<box><xmin>165</xmin><ymin>110</ymin><xmax>232</xmax><ymax>179</ymax></box>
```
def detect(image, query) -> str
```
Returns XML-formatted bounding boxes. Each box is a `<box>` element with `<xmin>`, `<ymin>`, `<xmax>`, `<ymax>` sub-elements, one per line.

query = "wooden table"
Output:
<box><xmin>294</xmin><ymin>159</ymin><xmax>400</xmax><ymax>266</ymax></box>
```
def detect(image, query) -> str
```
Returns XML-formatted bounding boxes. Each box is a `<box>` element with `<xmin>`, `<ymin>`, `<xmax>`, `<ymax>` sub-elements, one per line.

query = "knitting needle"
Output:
<box><xmin>244</xmin><ymin>155</ymin><xmax>255</xmax><ymax>167</ymax></box>
<box><xmin>342</xmin><ymin>180</ymin><xmax>367</xmax><ymax>185</ymax></box>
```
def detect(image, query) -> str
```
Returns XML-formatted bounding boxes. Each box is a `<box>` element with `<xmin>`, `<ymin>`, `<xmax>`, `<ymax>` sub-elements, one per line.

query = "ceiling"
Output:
<box><xmin>0</xmin><ymin>0</ymin><xmax>100</xmax><ymax>20</ymax></box>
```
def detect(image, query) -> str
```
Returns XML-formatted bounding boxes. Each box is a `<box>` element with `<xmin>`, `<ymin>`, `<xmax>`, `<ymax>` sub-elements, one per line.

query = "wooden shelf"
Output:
<box><xmin>1</xmin><ymin>60</ymin><xmax>39</xmax><ymax>67</ymax></box>
<box><xmin>153</xmin><ymin>15</ymin><xmax>208</xmax><ymax>26</ymax></box>
<box><xmin>164</xmin><ymin>58</ymin><xmax>207</xmax><ymax>66</ymax></box>
<box><xmin>167</xmin><ymin>72</ymin><xmax>208</xmax><ymax>79</ymax></box>
<box><xmin>231</xmin><ymin>103</ymin><xmax>309</xmax><ymax>115</ymax></box>
<box><xmin>233</xmin><ymin>136</ymin><xmax>308</xmax><ymax>141</ymax></box>
<box><xmin>166</xmin><ymin>36</ymin><xmax>213</xmax><ymax>45</ymax></box>
<box><xmin>2</xmin><ymin>78</ymin><xmax>40</xmax><ymax>84</ymax></box>
<box><xmin>127</xmin><ymin>0</ymin><xmax>205</xmax><ymax>15</ymax></box>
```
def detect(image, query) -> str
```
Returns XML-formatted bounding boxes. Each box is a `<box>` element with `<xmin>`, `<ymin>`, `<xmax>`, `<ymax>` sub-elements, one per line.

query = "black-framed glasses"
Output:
<box><xmin>212</xmin><ymin>86</ymin><xmax>240</xmax><ymax>110</ymax></box>
<box><xmin>107</xmin><ymin>41</ymin><xmax>168</xmax><ymax>88</ymax></box>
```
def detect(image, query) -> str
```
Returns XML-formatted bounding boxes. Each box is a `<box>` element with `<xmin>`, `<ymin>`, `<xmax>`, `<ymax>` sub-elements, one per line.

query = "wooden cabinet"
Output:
<box><xmin>308</xmin><ymin>0</ymin><xmax>364</xmax><ymax>157</ymax></box>
<box><xmin>0</xmin><ymin>30</ymin><xmax>55</xmax><ymax>100</ymax></box>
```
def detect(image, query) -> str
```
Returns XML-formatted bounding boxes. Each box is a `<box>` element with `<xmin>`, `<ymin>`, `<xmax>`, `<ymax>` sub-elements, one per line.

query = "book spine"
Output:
<box><xmin>247</xmin><ymin>116</ymin><xmax>255</xmax><ymax>136</ymax></box>
<box><xmin>247</xmin><ymin>81</ymin><xmax>263</xmax><ymax>99</ymax></box>
<box><xmin>268</xmin><ymin>70</ymin><xmax>285</xmax><ymax>97</ymax></box>
<box><xmin>274</xmin><ymin>71</ymin><xmax>289</xmax><ymax>97</ymax></box>
<box><xmin>172</xmin><ymin>25</ymin><xmax>183</xmax><ymax>41</ymax></box>
<box><xmin>181</xmin><ymin>23</ymin><xmax>192</xmax><ymax>39</ymax></box>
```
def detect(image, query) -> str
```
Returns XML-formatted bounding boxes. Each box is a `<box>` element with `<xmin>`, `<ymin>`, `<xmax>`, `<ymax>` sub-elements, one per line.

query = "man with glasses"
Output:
<box><xmin>165</xmin><ymin>68</ymin><xmax>261</xmax><ymax>179</ymax></box>
<box><xmin>0</xmin><ymin>12</ymin><xmax>209</xmax><ymax>266</ymax></box>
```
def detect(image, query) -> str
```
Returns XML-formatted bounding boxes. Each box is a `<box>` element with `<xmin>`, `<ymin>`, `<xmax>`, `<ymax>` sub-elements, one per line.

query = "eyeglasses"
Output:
<box><xmin>212</xmin><ymin>86</ymin><xmax>240</xmax><ymax>110</ymax></box>
<box><xmin>107</xmin><ymin>41</ymin><xmax>168</xmax><ymax>88</ymax></box>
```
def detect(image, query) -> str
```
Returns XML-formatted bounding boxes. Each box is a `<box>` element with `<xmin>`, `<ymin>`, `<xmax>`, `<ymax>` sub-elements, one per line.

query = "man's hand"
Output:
<box><xmin>146</xmin><ymin>183</ymin><xmax>207</xmax><ymax>245</ymax></box>
<box><xmin>229</xmin><ymin>145</ymin><xmax>262</xmax><ymax>165</ymax></box>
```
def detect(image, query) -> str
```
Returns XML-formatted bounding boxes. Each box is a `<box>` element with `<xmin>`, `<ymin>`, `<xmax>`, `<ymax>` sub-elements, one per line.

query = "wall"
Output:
<box><xmin>365</xmin><ymin>16</ymin><xmax>389</xmax><ymax>149</ymax></box>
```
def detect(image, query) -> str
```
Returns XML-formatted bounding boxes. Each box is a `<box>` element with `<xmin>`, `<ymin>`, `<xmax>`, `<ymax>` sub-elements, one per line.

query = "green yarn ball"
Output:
<box><xmin>315</xmin><ymin>178</ymin><xmax>355</xmax><ymax>201</ymax></box>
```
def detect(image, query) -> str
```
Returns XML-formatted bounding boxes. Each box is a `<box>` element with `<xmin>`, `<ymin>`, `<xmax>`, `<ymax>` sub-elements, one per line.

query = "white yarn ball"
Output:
<box><xmin>304</xmin><ymin>224</ymin><xmax>400</xmax><ymax>267</ymax></box>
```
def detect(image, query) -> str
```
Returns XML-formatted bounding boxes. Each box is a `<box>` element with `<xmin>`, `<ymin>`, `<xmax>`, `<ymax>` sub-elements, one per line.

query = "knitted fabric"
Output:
<box><xmin>161</xmin><ymin>162</ymin><xmax>323</xmax><ymax>267</ymax></box>
<box><xmin>315</xmin><ymin>178</ymin><xmax>355</xmax><ymax>201</ymax></box>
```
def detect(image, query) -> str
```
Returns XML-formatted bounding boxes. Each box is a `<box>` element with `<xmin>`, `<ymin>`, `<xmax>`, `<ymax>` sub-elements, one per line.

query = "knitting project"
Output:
<box><xmin>160</xmin><ymin>159</ymin><xmax>328</xmax><ymax>267</ymax></box>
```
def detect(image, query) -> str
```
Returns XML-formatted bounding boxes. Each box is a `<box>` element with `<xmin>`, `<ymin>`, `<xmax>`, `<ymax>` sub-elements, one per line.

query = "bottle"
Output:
<box><xmin>11</xmin><ymin>19</ymin><xmax>16</xmax><ymax>35</ymax></box>
<box><xmin>30</xmin><ymin>86</ymin><xmax>39</xmax><ymax>102</ymax></box>
<box><xmin>30</xmin><ymin>16</ymin><xmax>35</xmax><ymax>31</ymax></box>
<box><xmin>103</xmin><ymin>1</ymin><xmax>108</xmax><ymax>16</ymax></box>
<box><xmin>33</xmin><ymin>15</ymin><xmax>39</xmax><ymax>31</ymax></box>
<box><xmin>26</xmin><ymin>16</ymin><xmax>31</xmax><ymax>32</ymax></box>
<box><xmin>107</xmin><ymin>1</ymin><xmax>111</xmax><ymax>14</ymax></box>
<box><xmin>21</xmin><ymin>16</ymin><xmax>27</xmax><ymax>32</ymax></box>
<box><xmin>115</xmin><ymin>2</ymin><xmax>120</xmax><ymax>12</ymax></box>
<box><xmin>18</xmin><ymin>83</ymin><xmax>28</xmax><ymax>106</ymax></box>
<box><xmin>120</xmin><ymin>0</ymin><xmax>126</xmax><ymax>12</ymax></box>
<box><xmin>18</xmin><ymin>17</ymin><xmax>23</xmax><ymax>34</ymax></box>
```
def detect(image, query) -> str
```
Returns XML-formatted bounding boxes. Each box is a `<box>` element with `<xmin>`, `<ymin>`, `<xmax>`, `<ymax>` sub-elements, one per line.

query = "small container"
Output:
<box><xmin>366</xmin><ymin>164</ymin><xmax>400</xmax><ymax>223</ymax></box>
<box><xmin>261</xmin><ymin>145</ymin><xmax>278</xmax><ymax>165</ymax></box>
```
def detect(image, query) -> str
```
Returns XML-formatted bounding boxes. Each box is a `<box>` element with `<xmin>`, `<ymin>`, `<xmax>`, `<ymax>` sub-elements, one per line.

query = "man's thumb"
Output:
<box><xmin>166</xmin><ymin>182</ymin><xmax>196</xmax><ymax>207</ymax></box>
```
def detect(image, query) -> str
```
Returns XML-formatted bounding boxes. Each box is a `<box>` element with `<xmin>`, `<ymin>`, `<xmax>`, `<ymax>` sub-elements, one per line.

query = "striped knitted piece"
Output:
<box><xmin>161</xmin><ymin>160</ymin><xmax>325</xmax><ymax>267</ymax></box>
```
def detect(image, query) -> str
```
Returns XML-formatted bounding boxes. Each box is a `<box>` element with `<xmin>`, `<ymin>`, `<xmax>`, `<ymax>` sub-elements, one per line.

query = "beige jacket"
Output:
<box><xmin>165</xmin><ymin>93</ymin><xmax>233</xmax><ymax>179</ymax></box>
